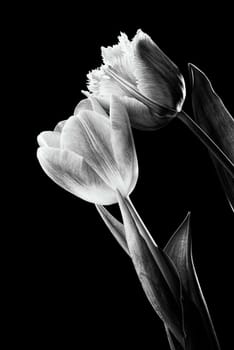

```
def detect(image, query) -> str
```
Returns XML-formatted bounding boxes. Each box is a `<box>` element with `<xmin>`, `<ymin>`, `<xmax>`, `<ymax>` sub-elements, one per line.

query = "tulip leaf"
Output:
<box><xmin>164</xmin><ymin>325</ymin><xmax>185</xmax><ymax>350</ymax></box>
<box><xmin>164</xmin><ymin>213</ymin><xmax>192</xmax><ymax>292</ymax></box>
<box><xmin>189</xmin><ymin>63</ymin><xmax>234</xmax><ymax>211</ymax></box>
<box><xmin>117</xmin><ymin>192</ymin><xmax>185</xmax><ymax>347</ymax></box>
<box><xmin>164</xmin><ymin>213</ymin><xmax>221</xmax><ymax>350</ymax></box>
<box><xmin>95</xmin><ymin>204</ymin><xmax>129</xmax><ymax>255</ymax></box>
<box><xmin>125</xmin><ymin>197</ymin><xmax>182</xmax><ymax>305</ymax></box>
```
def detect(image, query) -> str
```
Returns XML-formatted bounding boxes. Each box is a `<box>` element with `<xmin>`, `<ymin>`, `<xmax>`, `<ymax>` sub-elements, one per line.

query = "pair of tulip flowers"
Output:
<box><xmin>37</xmin><ymin>30</ymin><xmax>233</xmax><ymax>349</ymax></box>
<box><xmin>37</xmin><ymin>30</ymin><xmax>234</xmax><ymax>209</ymax></box>
<box><xmin>38</xmin><ymin>30</ymin><xmax>184</xmax><ymax>204</ymax></box>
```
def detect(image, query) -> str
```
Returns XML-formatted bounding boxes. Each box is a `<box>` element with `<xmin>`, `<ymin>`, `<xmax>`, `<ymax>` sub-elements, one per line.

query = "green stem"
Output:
<box><xmin>178</xmin><ymin>110</ymin><xmax>234</xmax><ymax>178</ymax></box>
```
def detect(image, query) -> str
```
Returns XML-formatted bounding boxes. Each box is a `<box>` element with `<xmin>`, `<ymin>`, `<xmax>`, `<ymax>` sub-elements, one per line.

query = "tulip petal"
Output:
<box><xmin>95</xmin><ymin>204</ymin><xmax>129</xmax><ymax>255</ymax></box>
<box><xmin>134</xmin><ymin>30</ymin><xmax>185</xmax><ymax>115</ymax></box>
<box><xmin>110</xmin><ymin>95</ymin><xmax>138</xmax><ymax>194</ymax></box>
<box><xmin>92</xmin><ymin>94</ymin><xmax>161</xmax><ymax>130</ymax></box>
<box><xmin>54</xmin><ymin>121</ymin><xmax>66</xmax><ymax>133</ymax></box>
<box><xmin>123</xmin><ymin>96</ymin><xmax>172</xmax><ymax>130</ymax></box>
<box><xmin>164</xmin><ymin>213</ymin><xmax>221</xmax><ymax>350</ymax></box>
<box><xmin>101</xmin><ymin>32</ymin><xmax>137</xmax><ymax>86</ymax></box>
<box><xmin>189</xmin><ymin>64</ymin><xmax>234</xmax><ymax>210</ymax></box>
<box><xmin>37</xmin><ymin>131</ymin><xmax>60</xmax><ymax>148</ymax></box>
<box><xmin>88</xmin><ymin>96</ymin><xmax>109</xmax><ymax>117</ymax></box>
<box><xmin>60</xmin><ymin>111</ymin><xmax>125</xmax><ymax>192</ymax></box>
<box><xmin>74</xmin><ymin>96</ymin><xmax>108</xmax><ymax>117</ymax></box>
<box><xmin>74</xmin><ymin>98</ymin><xmax>93</xmax><ymax>115</ymax></box>
<box><xmin>37</xmin><ymin>147</ymin><xmax>117</xmax><ymax>205</ymax></box>
<box><xmin>87</xmin><ymin>67</ymin><xmax>127</xmax><ymax>98</ymax></box>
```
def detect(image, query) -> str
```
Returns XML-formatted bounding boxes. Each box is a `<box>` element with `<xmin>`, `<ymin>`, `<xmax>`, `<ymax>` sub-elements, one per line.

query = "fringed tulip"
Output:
<box><xmin>85</xmin><ymin>29</ymin><xmax>186</xmax><ymax>130</ymax></box>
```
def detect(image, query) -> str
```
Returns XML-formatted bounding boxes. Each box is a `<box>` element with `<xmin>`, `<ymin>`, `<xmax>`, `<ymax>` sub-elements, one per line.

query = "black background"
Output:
<box><xmin>12</xmin><ymin>4</ymin><xmax>234</xmax><ymax>349</ymax></box>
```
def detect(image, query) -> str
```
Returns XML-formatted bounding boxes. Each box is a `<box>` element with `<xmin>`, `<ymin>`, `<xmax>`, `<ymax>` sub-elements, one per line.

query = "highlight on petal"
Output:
<box><xmin>37</xmin><ymin>147</ymin><xmax>117</xmax><ymax>205</ymax></box>
<box><xmin>110</xmin><ymin>95</ymin><xmax>138</xmax><ymax>194</ymax></box>
<box><xmin>189</xmin><ymin>63</ymin><xmax>234</xmax><ymax>210</ymax></box>
<box><xmin>37</xmin><ymin>131</ymin><xmax>60</xmax><ymax>148</ymax></box>
<box><xmin>133</xmin><ymin>30</ymin><xmax>186</xmax><ymax>115</ymax></box>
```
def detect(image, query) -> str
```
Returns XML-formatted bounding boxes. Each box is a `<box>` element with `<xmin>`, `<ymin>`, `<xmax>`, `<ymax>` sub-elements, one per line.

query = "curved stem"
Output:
<box><xmin>178</xmin><ymin>110</ymin><xmax>234</xmax><ymax>178</ymax></box>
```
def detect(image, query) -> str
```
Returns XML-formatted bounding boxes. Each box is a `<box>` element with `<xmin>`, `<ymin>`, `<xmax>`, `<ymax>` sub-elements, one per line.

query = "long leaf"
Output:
<box><xmin>117</xmin><ymin>192</ymin><xmax>185</xmax><ymax>347</ymax></box>
<box><xmin>125</xmin><ymin>197</ymin><xmax>182</xmax><ymax>304</ymax></box>
<box><xmin>164</xmin><ymin>213</ymin><xmax>221</xmax><ymax>349</ymax></box>
<box><xmin>189</xmin><ymin>63</ymin><xmax>234</xmax><ymax>211</ymax></box>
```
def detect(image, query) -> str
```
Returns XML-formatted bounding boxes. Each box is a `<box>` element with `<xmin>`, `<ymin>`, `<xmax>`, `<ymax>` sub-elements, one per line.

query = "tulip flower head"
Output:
<box><xmin>37</xmin><ymin>95</ymin><xmax>138</xmax><ymax>205</ymax></box>
<box><xmin>86</xmin><ymin>29</ymin><xmax>186</xmax><ymax>130</ymax></box>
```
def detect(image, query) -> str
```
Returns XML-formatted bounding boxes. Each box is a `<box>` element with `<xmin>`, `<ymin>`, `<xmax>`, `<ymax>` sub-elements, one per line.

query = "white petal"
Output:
<box><xmin>87</xmin><ymin>67</ymin><xmax>128</xmax><ymax>98</ymax></box>
<box><xmin>74</xmin><ymin>96</ymin><xmax>108</xmax><ymax>117</ymax></box>
<box><xmin>88</xmin><ymin>96</ymin><xmax>109</xmax><ymax>116</ymax></box>
<box><xmin>74</xmin><ymin>98</ymin><xmax>93</xmax><ymax>115</ymax></box>
<box><xmin>54</xmin><ymin>120</ymin><xmax>66</xmax><ymax>133</ymax></box>
<box><xmin>121</xmin><ymin>96</ymin><xmax>161</xmax><ymax>130</ymax></box>
<box><xmin>37</xmin><ymin>131</ymin><xmax>61</xmax><ymax>147</ymax></box>
<box><xmin>110</xmin><ymin>95</ymin><xmax>138</xmax><ymax>194</ymax></box>
<box><xmin>133</xmin><ymin>30</ymin><xmax>185</xmax><ymax>114</ymax></box>
<box><xmin>60</xmin><ymin>111</ymin><xmax>121</xmax><ymax>189</ymax></box>
<box><xmin>37</xmin><ymin>147</ymin><xmax>117</xmax><ymax>205</ymax></box>
<box><xmin>101</xmin><ymin>32</ymin><xmax>137</xmax><ymax>86</ymax></box>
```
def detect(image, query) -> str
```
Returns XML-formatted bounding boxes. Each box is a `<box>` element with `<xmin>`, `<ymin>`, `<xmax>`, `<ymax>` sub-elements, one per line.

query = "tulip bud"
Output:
<box><xmin>37</xmin><ymin>95</ymin><xmax>138</xmax><ymax>205</ymax></box>
<box><xmin>85</xmin><ymin>30</ymin><xmax>186</xmax><ymax>130</ymax></box>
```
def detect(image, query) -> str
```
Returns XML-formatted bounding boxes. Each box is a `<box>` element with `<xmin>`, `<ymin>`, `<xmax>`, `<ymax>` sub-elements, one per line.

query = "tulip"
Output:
<box><xmin>37</xmin><ymin>95</ymin><xmax>138</xmax><ymax>205</ymax></box>
<box><xmin>84</xmin><ymin>29</ymin><xmax>186</xmax><ymax>130</ymax></box>
<box><xmin>84</xmin><ymin>29</ymin><xmax>234</xmax><ymax>178</ymax></box>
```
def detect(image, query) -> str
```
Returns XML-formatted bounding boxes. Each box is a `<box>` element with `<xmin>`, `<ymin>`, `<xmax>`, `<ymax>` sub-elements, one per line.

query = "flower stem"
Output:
<box><xmin>178</xmin><ymin>110</ymin><xmax>234</xmax><ymax>178</ymax></box>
